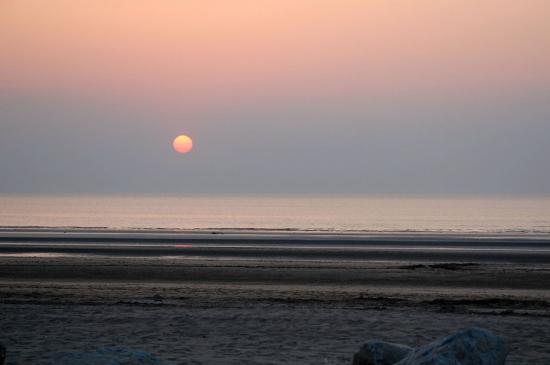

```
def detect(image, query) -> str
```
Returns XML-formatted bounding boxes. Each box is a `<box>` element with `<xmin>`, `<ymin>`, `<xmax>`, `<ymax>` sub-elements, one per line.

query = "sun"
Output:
<box><xmin>172</xmin><ymin>135</ymin><xmax>193</xmax><ymax>154</ymax></box>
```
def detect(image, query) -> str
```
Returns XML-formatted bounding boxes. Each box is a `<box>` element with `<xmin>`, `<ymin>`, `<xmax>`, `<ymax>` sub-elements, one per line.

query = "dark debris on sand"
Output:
<box><xmin>399</xmin><ymin>262</ymin><xmax>480</xmax><ymax>270</ymax></box>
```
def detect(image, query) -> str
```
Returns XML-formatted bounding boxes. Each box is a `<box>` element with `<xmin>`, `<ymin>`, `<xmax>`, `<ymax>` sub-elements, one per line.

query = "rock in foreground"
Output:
<box><xmin>395</xmin><ymin>327</ymin><xmax>508</xmax><ymax>365</ymax></box>
<box><xmin>48</xmin><ymin>346</ymin><xmax>163</xmax><ymax>365</ymax></box>
<box><xmin>353</xmin><ymin>341</ymin><xmax>413</xmax><ymax>365</ymax></box>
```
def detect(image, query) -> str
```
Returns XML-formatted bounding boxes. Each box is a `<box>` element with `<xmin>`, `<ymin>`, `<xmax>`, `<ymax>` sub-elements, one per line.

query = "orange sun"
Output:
<box><xmin>172</xmin><ymin>135</ymin><xmax>193</xmax><ymax>154</ymax></box>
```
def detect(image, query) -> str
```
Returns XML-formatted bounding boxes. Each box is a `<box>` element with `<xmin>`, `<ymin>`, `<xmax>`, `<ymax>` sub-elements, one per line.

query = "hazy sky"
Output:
<box><xmin>1</xmin><ymin>1</ymin><xmax>549</xmax><ymax>195</ymax></box>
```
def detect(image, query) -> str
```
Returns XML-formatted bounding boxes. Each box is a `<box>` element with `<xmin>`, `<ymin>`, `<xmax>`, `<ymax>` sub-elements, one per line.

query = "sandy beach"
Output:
<box><xmin>1</xmin><ymin>230</ymin><xmax>549</xmax><ymax>364</ymax></box>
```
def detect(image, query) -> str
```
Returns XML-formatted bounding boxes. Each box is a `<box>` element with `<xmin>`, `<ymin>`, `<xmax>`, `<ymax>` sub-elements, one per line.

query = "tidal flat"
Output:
<box><xmin>0</xmin><ymin>230</ymin><xmax>549</xmax><ymax>364</ymax></box>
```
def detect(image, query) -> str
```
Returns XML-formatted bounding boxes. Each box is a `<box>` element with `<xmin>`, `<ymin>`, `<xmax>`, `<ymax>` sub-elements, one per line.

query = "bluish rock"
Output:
<box><xmin>395</xmin><ymin>327</ymin><xmax>508</xmax><ymax>365</ymax></box>
<box><xmin>353</xmin><ymin>340</ymin><xmax>413</xmax><ymax>365</ymax></box>
<box><xmin>48</xmin><ymin>346</ymin><xmax>163</xmax><ymax>365</ymax></box>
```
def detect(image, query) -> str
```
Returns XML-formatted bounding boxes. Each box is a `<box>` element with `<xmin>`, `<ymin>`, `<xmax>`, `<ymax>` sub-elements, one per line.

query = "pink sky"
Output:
<box><xmin>1</xmin><ymin>1</ymin><xmax>549</xmax><ymax>109</ymax></box>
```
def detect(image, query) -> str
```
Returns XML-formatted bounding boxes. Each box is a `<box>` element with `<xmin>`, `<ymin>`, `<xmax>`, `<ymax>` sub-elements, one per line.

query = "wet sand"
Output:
<box><xmin>0</xmin><ymin>230</ymin><xmax>549</xmax><ymax>364</ymax></box>
<box><xmin>2</xmin><ymin>229</ymin><xmax>550</xmax><ymax>263</ymax></box>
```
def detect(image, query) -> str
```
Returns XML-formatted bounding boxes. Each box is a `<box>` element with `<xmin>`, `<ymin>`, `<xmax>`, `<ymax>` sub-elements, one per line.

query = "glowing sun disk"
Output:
<box><xmin>173</xmin><ymin>135</ymin><xmax>193</xmax><ymax>154</ymax></box>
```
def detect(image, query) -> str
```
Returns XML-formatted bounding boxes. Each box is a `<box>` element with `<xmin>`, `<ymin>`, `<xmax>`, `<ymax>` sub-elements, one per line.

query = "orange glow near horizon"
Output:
<box><xmin>173</xmin><ymin>135</ymin><xmax>193</xmax><ymax>154</ymax></box>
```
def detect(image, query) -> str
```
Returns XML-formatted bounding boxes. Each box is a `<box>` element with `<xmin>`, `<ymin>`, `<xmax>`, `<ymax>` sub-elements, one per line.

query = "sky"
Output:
<box><xmin>1</xmin><ymin>0</ymin><xmax>549</xmax><ymax>195</ymax></box>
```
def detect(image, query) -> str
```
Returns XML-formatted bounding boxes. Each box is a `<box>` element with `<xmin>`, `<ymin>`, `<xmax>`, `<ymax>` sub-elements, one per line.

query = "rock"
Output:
<box><xmin>48</xmin><ymin>346</ymin><xmax>163</xmax><ymax>365</ymax></box>
<box><xmin>352</xmin><ymin>341</ymin><xmax>413</xmax><ymax>365</ymax></box>
<box><xmin>0</xmin><ymin>343</ymin><xmax>6</xmax><ymax>365</ymax></box>
<box><xmin>395</xmin><ymin>327</ymin><xmax>508</xmax><ymax>365</ymax></box>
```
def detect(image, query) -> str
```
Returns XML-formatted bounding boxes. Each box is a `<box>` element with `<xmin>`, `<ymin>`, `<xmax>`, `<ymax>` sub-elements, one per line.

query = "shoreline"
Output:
<box><xmin>2</xmin><ymin>226</ymin><xmax>550</xmax><ymax>238</ymax></box>
<box><xmin>1</xmin><ymin>229</ymin><xmax>549</xmax><ymax>264</ymax></box>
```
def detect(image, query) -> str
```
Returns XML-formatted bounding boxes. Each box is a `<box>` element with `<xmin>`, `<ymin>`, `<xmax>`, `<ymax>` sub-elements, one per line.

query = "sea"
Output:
<box><xmin>1</xmin><ymin>195</ymin><xmax>549</xmax><ymax>234</ymax></box>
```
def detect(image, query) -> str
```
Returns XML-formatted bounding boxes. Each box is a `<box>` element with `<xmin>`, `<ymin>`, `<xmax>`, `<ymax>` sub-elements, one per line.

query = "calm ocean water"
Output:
<box><xmin>0</xmin><ymin>195</ymin><xmax>549</xmax><ymax>234</ymax></box>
